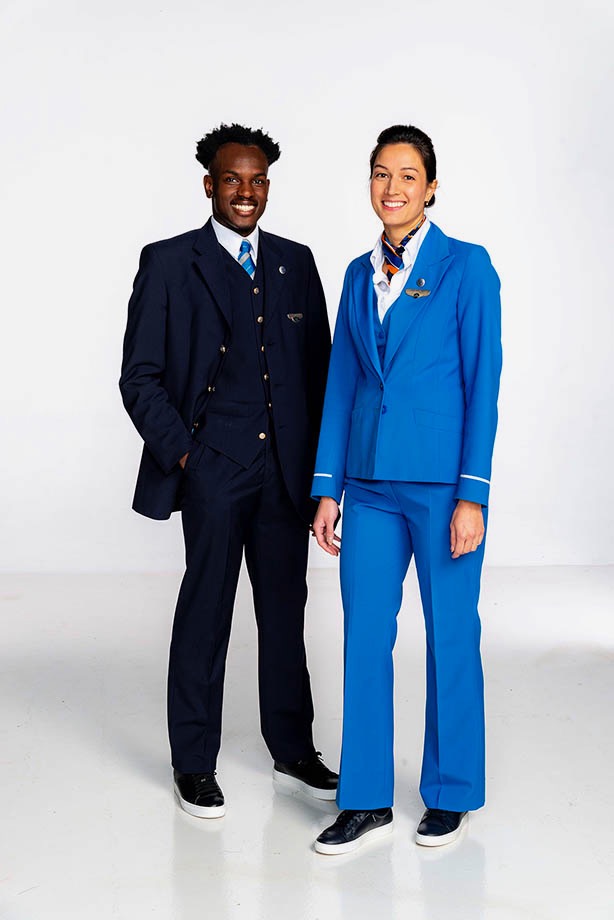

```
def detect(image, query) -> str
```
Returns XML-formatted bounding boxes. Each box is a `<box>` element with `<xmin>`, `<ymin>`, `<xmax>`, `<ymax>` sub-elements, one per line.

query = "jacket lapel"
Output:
<box><xmin>383</xmin><ymin>222</ymin><xmax>453</xmax><ymax>373</ymax></box>
<box><xmin>192</xmin><ymin>219</ymin><xmax>232</xmax><ymax>327</ymax></box>
<box><xmin>351</xmin><ymin>255</ymin><xmax>384</xmax><ymax>380</ymax></box>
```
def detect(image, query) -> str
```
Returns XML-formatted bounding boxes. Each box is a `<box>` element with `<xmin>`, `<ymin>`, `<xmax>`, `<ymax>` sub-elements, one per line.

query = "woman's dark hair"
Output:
<box><xmin>196</xmin><ymin>123</ymin><xmax>281</xmax><ymax>170</ymax></box>
<box><xmin>369</xmin><ymin>125</ymin><xmax>437</xmax><ymax>207</ymax></box>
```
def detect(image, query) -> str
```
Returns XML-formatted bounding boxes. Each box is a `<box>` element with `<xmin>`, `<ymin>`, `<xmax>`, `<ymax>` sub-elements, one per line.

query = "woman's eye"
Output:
<box><xmin>403</xmin><ymin>175</ymin><xmax>415</xmax><ymax>181</ymax></box>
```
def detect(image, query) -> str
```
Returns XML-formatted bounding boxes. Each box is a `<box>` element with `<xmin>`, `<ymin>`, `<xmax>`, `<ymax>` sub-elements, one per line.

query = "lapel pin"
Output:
<box><xmin>405</xmin><ymin>289</ymin><xmax>431</xmax><ymax>298</ymax></box>
<box><xmin>279</xmin><ymin>265</ymin><xmax>286</xmax><ymax>274</ymax></box>
<box><xmin>287</xmin><ymin>313</ymin><xmax>303</xmax><ymax>323</ymax></box>
<box><xmin>417</xmin><ymin>277</ymin><xmax>426</xmax><ymax>287</ymax></box>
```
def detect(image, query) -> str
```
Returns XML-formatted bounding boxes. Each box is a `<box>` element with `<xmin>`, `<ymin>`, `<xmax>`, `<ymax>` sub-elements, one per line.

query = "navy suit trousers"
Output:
<box><xmin>167</xmin><ymin>438</ymin><xmax>315</xmax><ymax>773</ymax></box>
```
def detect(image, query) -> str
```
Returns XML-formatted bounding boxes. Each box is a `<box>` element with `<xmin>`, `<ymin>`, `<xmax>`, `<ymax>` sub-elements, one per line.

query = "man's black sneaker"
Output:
<box><xmin>173</xmin><ymin>769</ymin><xmax>225</xmax><ymax>818</ymax></box>
<box><xmin>315</xmin><ymin>808</ymin><xmax>393</xmax><ymax>854</ymax></box>
<box><xmin>273</xmin><ymin>751</ymin><xmax>338</xmax><ymax>800</ymax></box>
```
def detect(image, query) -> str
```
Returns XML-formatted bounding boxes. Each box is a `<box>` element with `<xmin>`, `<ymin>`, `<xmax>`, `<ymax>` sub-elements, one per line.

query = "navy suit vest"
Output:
<box><xmin>197</xmin><ymin>248</ymin><xmax>274</xmax><ymax>468</ymax></box>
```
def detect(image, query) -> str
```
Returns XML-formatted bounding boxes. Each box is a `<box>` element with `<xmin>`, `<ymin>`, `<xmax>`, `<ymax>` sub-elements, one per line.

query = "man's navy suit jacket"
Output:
<box><xmin>120</xmin><ymin>219</ymin><xmax>331</xmax><ymax>523</ymax></box>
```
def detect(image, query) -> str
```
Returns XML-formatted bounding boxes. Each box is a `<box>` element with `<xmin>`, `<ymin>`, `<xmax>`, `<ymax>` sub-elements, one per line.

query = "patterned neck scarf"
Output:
<box><xmin>381</xmin><ymin>214</ymin><xmax>426</xmax><ymax>284</ymax></box>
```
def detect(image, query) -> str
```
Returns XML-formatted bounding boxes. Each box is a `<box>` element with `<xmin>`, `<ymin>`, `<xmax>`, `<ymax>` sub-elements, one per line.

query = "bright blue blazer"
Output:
<box><xmin>311</xmin><ymin>222</ymin><xmax>502</xmax><ymax>507</ymax></box>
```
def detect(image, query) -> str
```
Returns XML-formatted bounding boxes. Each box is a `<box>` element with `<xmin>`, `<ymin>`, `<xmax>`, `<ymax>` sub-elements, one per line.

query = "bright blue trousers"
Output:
<box><xmin>337</xmin><ymin>479</ymin><xmax>487</xmax><ymax>812</ymax></box>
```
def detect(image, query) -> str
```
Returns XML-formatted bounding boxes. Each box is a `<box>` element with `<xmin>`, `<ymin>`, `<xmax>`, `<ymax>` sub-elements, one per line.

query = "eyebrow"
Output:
<box><xmin>373</xmin><ymin>163</ymin><xmax>419</xmax><ymax>172</ymax></box>
<box><xmin>222</xmin><ymin>169</ymin><xmax>268</xmax><ymax>177</ymax></box>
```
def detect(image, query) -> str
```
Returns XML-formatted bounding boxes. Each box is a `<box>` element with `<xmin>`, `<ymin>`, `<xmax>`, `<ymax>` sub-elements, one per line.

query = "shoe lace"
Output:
<box><xmin>297</xmin><ymin>751</ymin><xmax>330</xmax><ymax>779</ymax></box>
<box><xmin>337</xmin><ymin>810</ymin><xmax>371</xmax><ymax>835</ymax></box>
<box><xmin>424</xmin><ymin>808</ymin><xmax>459</xmax><ymax>832</ymax></box>
<box><xmin>192</xmin><ymin>772</ymin><xmax>218</xmax><ymax>797</ymax></box>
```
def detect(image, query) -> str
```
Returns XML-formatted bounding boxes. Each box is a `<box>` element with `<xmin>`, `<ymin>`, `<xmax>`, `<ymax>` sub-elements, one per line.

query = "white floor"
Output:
<box><xmin>1</xmin><ymin>566</ymin><xmax>613</xmax><ymax>920</ymax></box>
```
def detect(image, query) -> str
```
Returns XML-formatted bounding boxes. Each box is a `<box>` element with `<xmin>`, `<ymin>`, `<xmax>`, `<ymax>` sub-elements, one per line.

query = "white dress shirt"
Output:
<box><xmin>370</xmin><ymin>218</ymin><xmax>430</xmax><ymax>323</ymax></box>
<box><xmin>211</xmin><ymin>216</ymin><xmax>259</xmax><ymax>266</ymax></box>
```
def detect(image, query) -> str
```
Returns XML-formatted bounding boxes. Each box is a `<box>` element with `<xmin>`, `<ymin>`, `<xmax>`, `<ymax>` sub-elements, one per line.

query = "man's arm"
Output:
<box><xmin>119</xmin><ymin>245</ymin><xmax>194</xmax><ymax>475</ymax></box>
<box><xmin>304</xmin><ymin>247</ymin><xmax>332</xmax><ymax>437</ymax></box>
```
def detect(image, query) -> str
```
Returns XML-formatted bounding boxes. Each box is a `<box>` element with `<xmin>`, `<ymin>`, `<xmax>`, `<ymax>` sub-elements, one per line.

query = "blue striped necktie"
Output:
<box><xmin>238</xmin><ymin>239</ymin><xmax>256</xmax><ymax>278</ymax></box>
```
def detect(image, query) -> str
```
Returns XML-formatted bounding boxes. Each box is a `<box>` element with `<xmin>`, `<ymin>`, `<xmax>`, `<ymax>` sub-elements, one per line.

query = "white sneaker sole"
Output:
<box><xmin>415</xmin><ymin>812</ymin><xmax>468</xmax><ymax>847</ymax></box>
<box><xmin>273</xmin><ymin>768</ymin><xmax>337</xmax><ymax>800</ymax></box>
<box><xmin>315</xmin><ymin>821</ymin><xmax>393</xmax><ymax>855</ymax></box>
<box><xmin>174</xmin><ymin>786</ymin><xmax>226</xmax><ymax>818</ymax></box>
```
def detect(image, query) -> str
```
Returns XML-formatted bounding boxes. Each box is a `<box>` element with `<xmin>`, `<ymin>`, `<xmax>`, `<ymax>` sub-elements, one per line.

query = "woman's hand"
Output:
<box><xmin>450</xmin><ymin>500</ymin><xmax>484</xmax><ymax>559</ymax></box>
<box><xmin>312</xmin><ymin>497</ymin><xmax>341</xmax><ymax>556</ymax></box>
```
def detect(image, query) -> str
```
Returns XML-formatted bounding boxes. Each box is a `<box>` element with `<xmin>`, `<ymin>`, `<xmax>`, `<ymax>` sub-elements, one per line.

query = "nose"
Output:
<box><xmin>236</xmin><ymin>178</ymin><xmax>254</xmax><ymax>199</ymax></box>
<box><xmin>385</xmin><ymin>175</ymin><xmax>401</xmax><ymax>196</ymax></box>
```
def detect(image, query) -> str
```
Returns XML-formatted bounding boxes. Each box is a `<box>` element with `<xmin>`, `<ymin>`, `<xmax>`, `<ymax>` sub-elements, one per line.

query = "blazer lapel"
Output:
<box><xmin>192</xmin><ymin>219</ymin><xmax>232</xmax><ymax>327</ymax></box>
<box><xmin>352</xmin><ymin>255</ymin><xmax>384</xmax><ymax>380</ymax></box>
<box><xmin>383</xmin><ymin>223</ymin><xmax>453</xmax><ymax>373</ymax></box>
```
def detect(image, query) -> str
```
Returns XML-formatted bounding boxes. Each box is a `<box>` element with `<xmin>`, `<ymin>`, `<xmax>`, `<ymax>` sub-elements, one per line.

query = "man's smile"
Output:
<box><xmin>231</xmin><ymin>201</ymin><xmax>257</xmax><ymax>214</ymax></box>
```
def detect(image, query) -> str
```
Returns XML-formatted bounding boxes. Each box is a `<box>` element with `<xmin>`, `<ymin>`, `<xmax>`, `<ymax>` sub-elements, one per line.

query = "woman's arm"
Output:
<box><xmin>455</xmin><ymin>245</ymin><xmax>503</xmax><ymax>507</ymax></box>
<box><xmin>310</xmin><ymin>266</ymin><xmax>361</xmax><ymax>506</ymax></box>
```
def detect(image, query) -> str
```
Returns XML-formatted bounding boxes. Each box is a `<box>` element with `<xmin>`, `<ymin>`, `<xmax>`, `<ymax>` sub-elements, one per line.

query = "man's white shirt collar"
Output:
<box><xmin>211</xmin><ymin>216</ymin><xmax>259</xmax><ymax>266</ymax></box>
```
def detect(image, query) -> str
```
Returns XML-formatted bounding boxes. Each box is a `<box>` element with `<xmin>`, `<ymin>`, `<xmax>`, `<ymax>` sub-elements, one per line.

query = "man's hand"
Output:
<box><xmin>312</xmin><ymin>497</ymin><xmax>341</xmax><ymax>557</ymax></box>
<box><xmin>179</xmin><ymin>452</ymin><xmax>189</xmax><ymax>470</ymax></box>
<box><xmin>450</xmin><ymin>500</ymin><xmax>484</xmax><ymax>559</ymax></box>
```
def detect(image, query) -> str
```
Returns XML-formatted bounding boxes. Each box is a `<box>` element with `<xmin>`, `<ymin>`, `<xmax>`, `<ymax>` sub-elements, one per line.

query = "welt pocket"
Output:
<box><xmin>413</xmin><ymin>408</ymin><xmax>463</xmax><ymax>433</ymax></box>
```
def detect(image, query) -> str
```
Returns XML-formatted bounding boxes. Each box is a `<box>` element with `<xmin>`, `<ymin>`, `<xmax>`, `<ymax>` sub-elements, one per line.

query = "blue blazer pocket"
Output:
<box><xmin>413</xmin><ymin>408</ymin><xmax>463</xmax><ymax>433</ymax></box>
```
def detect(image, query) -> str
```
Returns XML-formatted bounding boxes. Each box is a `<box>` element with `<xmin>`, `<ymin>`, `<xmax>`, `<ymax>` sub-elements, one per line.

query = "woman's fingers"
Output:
<box><xmin>450</xmin><ymin>502</ymin><xmax>484</xmax><ymax>559</ymax></box>
<box><xmin>312</xmin><ymin>503</ymin><xmax>340</xmax><ymax>556</ymax></box>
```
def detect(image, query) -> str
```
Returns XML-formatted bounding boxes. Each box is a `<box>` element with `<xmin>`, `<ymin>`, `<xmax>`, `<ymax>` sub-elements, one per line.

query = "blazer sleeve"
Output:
<box><xmin>310</xmin><ymin>266</ymin><xmax>360</xmax><ymax>503</ymax></box>
<box><xmin>119</xmin><ymin>245</ymin><xmax>194</xmax><ymax>475</ymax></box>
<box><xmin>304</xmin><ymin>247</ymin><xmax>332</xmax><ymax>440</ymax></box>
<box><xmin>455</xmin><ymin>246</ymin><xmax>503</xmax><ymax>506</ymax></box>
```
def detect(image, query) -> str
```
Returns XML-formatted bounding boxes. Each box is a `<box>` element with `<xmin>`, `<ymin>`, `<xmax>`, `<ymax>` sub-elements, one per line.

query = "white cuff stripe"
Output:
<box><xmin>313</xmin><ymin>473</ymin><xmax>333</xmax><ymax>478</ymax></box>
<box><xmin>460</xmin><ymin>474</ymin><xmax>490</xmax><ymax>485</ymax></box>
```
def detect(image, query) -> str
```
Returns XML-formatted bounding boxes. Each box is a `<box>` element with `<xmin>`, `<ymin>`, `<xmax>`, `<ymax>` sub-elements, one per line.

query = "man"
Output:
<box><xmin>120</xmin><ymin>123</ymin><xmax>336</xmax><ymax>817</ymax></box>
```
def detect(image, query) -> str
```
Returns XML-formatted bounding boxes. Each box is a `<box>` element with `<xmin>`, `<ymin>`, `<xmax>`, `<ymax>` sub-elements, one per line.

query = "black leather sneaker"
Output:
<box><xmin>273</xmin><ymin>751</ymin><xmax>338</xmax><ymax>800</ymax></box>
<box><xmin>315</xmin><ymin>808</ymin><xmax>393</xmax><ymax>855</ymax></box>
<box><xmin>173</xmin><ymin>769</ymin><xmax>225</xmax><ymax>818</ymax></box>
<box><xmin>415</xmin><ymin>808</ymin><xmax>468</xmax><ymax>846</ymax></box>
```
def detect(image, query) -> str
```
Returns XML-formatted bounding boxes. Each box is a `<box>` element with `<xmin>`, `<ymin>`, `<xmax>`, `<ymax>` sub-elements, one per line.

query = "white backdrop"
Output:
<box><xmin>1</xmin><ymin>0</ymin><xmax>612</xmax><ymax>572</ymax></box>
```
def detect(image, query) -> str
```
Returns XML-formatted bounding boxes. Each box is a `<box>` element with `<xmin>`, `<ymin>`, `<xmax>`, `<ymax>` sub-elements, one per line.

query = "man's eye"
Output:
<box><xmin>403</xmin><ymin>175</ymin><xmax>415</xmax><ymax>181</ymax></box>
<box><xmin>225</xmin><ymin>177</ymin><xmax>239</xmax><ymax>183</ymax></box>
<box><xmin>374</xmin><ymin>172</ymin><xmax>388</xmax><ymax>179</ymax></box>
<box><xmin>253</xmin><ymin>178</ymin><xmax>265</xmax><ymax>185</ymax></box>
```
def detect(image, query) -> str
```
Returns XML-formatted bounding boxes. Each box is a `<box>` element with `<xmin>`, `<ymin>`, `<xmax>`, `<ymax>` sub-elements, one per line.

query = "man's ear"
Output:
<box><xmin>204</xmin><ymin>174</ymin><xmax>213</xmax><ymax>199</ymax></box>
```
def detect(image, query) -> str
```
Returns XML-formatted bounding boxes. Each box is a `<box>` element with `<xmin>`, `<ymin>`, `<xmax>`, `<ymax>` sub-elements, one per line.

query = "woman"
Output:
<box><xmin>311</xmin><ymin>125</ymin><xmax>502</xmax><ymax>854</ymax></box>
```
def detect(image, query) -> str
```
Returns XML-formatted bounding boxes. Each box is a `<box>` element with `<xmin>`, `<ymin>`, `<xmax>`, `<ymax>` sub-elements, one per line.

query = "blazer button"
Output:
<box><xmin>417</xmin><ymin>277</ymin><xmax>426</xmax><ymax>287</ymax></box>
<box><xmin>253</xmin><ymin>286</ymin><xmax>260</xmax><ymax>294</ymax></box>
<box><xmin>219</xmin><ymin>345</ymin><xmax>226</xmax><ymax>353</ymax></box>
<box><xmin>379</xmin><ymin>383</ymin><xmax>384</xmax><ymax>390</ymax></box>
<box><xmin>207</xmin><ymin>385</ymin><xmax>216</xmax><ymax>392</ymax></box>
<box><xmin>192</xmin><ymin>421</ymin><xmax>199</xmax><ymax>429</ymax></box>
<box><xmin>257</xmin><ymin>315</ymin><xmax>264</xmax><ymax>324</ymax></box>
<box><xmin>263</xmin><ymin>373</ymin><xmax>269</xmax><ymax>380</ymax></box>
<box><xmin>258</xmin><ymin>432</ymin><xmax>267</xmax><ymax>440</ymax></box>
<box><xmin>261</xmin><ymin>345</ymin><xmax>265</xmax><ymax>352</ymax></box>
